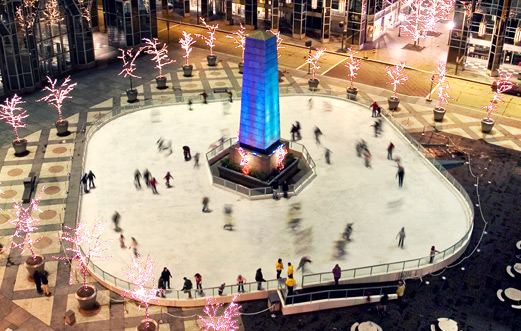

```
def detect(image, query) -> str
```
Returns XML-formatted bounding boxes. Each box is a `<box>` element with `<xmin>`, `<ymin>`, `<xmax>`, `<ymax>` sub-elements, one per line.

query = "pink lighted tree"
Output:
<box><xmin>118</xmin><ymin>48</ymin><xmax>142</xmax><ymax>90</ymax></box>
<box><xmin>306</xmin><ymin>48</ymin><xmax>327</xmax><ymax>81</ymax></box>
<box><xmin>8</xmin><ymin>188</ymin><xmax>43</xmax><ymax>262</ymax></box>
<box><xmin>198</xmin><ymin>295</ymin><xmax>242</xmax><ymax>331</ymax></box>
<box><xmin>267</xmin><ymin>30</ymin><xmax>285</xmax><ymax>58</ymax></box>
<box><xmin>122</xmin><ymin>255</ymin><xmax>162</xmax><ymax>329</ymax></box>
<box><xmin>483</xmin><ymin>70</ymin><xmax>514</xmax><ymax>121</ymax></box>
<box><xmin>276</xmin><ymin>144</ymin><xmax>288</xmax><ymax>170</ymax></box>
<box><xmin>52</xmin><ymin>221</ymin><xmax>112</xmax><ymax>292</ymax></box>
<box><xmin>399</xmin><ymin>0</ymin><xmax>432</xmax><ymax>46</ymax></box>
<box><xmin>386</xmin><ymin>62</ymin><xmax>409</xmax><ymax>99</ymax></box>
<box><xmin>432</xmin><ymin>61</ymin><xmax>453</xmax><ymax>109</ymax></box>
<box><xmin>237</xmin><ymin>147</ymin><xmax>250</xmax><ymax>175</ymax></box>
<box><xmin>179</xmin><ymin>31</ymin><xmax>196</xmax><ymax>66</ymax></box>
<box><xmin>0</xmin><ymin>95</ymin><xmax>28</xmax><ymax>142</ymax></box>
<box><xmin>140</xmin><ymin>38</ymin><xmax>175</xmax><ymax>78</ymax></box>
<box><xmin>344</xmin><ymin>48</ymin><xmax>361</xmax><ymax>89</ymax></box>
<box><xmin>36</xmin><ymin>76</ymin><xmax>77</xmax><ymax>123</ymax></box>
<box><xmin>226</xmin><ymin>24</ymin><xmax>247</xmax><ymax>62</ymax></box>
<box><xmin>195</xmin><ymin>18</ymin><xmax>219</xmax><ymax>56</ymax></box>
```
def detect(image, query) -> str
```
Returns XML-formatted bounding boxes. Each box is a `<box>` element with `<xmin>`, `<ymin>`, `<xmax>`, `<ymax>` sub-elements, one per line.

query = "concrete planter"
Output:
<box><xmin>481</xmin><ymin>118</ymin><xmax>495</xmax><ymax>133</ymax></box>
<box><xmin>12</xmin><ymin>138</ymin><xmax>28</xmax><ymax>156</ymax></box>
<box><xmin>238</xmin><ymin>62</ymin><xmax>244</xmax><ymax>74</ymax></box>
<box><xmin>207</xmin><ymin>55</ymin><xmax>217</xmax><ymax>66</ymax></box>
<box><xmin>24</xmin><ymin>255</ymin><xmax>45</xmax><ymax>277</ymax></box>
<box><xmin>75</xmin><ymin>284</ymin><xmax>98</xmax><ymax>311</ymax></box>
<box><xmin>155</xmin><ymin>76</ymin><xmax>167</xmax><ymax>90</ymax></box>
<box><xmin>136</xmin><ymin>318</ymin><xmax>158</xmax><ymax>331</ymax></box>
<box><xmin>55</xmin><ymin>120</ymin><xmax>69</xmax><ymax>136</ymax></box>
<box><xmin>308</xmin><ymin>79</ymin><xmax>319</xmax><ymax>91</ymax></box>
<box><xmin>388</xmin><ymin>96</ymin><xmax>400</xmax><ymax>111</ymax></box>
<box><xmin>346</xmin><ymin>87</ymin><xmax>358</xmax><ymax>100</ymax></box>
<box><xmin>433</xmin><ymin>107</ymin><xmax>446</xmax><ymax>122</ymax></box>
<box><xmin>182</xmin><ymin>65</ymin><xmax>193</xmax><ymax>77</ymax></box>
<box><xmin>126</xmin><ymin>89</ymin><xmax>138</xmax><ymax>103</ymax></box>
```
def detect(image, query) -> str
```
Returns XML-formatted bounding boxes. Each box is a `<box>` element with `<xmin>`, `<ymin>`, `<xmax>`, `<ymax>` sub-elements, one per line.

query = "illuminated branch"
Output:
<box><xmin>15</xmin><ymin>6</ymin><xmax>37</xmax><ymax>36</ymax></box>
<box><xmin>36</xmin><ymin>76</ymin><xmax>77</xmax><ymax>123</ymax></box>
<box><xmin>483</xmin><ymin>70</ymin><xmax>514</xmax><ymax>121</ymax></box>
<box><xmin>226</xmin><ymin>24</ymin><xmax>246</xmax><ymax>62</ymax></box>
<box><xmin>0</xmin><ymin>95</ymin><xmax>28</xmax><ymax>142</ymax></box>
<box><xmin>53</xmin><ymin>221</ymin><xmax>112</xmax><ymax>290</ymax></box>
<box><xmin>237</xmin><ymin>147</ymin><xmax>250</xmax><ymax>175</ymax></box>
<box><xmin>276</xmin><ymin>144</ymin><xmax>288</xmax><ymax>170</ymax></box>
<box><xmin>44</xmin><ymin>0</ymin><xmax>63</xmax><ymax>25</ymax></box>
<box><xmin>140</xmin><ymin>38</ymin><xmax>175</xmax><ymax>78</ymax></box>
<box><xmin>267</xmin><ymin>30</ymin><xmax>285</xmax><ymax>59</ymax></box>
<box><xmin>179</xmin><ymin>31</ymin><xmax>196</xmax><ymax>66</ymax></box>
<box><xmin>8</xmin><ymin>188</ymin><xmax>44</xmax><ymax>262</ymax></box>
<box><xmin>195</xmin><ymin>18</ymin><xmax>218</xmax><ymax>56</ymax></box>
<box><xmin>432</xmin><ymin>61</ymin><xmax>453</xmax><ymax>109</ymax></box>
<box><xmin>76</xmin><ymin>0</ymin><xmax>93</xmax><ymax>26</ymax></box>
<box><xmin>386</xmin><ymin>62</ymin><xmax>409</xmax><ymax>99</ymax></box>
<box><xmin>305</xmin><ymin>47</ymin><xmax>327</xmax><ymax>81</ymax></box>
<box><xmin>198</xmin><ymin>295</ymin><xmax>242</xmax><ymax>331</ymax></box>
<box><xmin>399</xmin><ymin>0</ymin><xmax>432</xmax><ymax>44</ymax></box>
<box><xmin>118</xmin><ymin>48</ymin><xmax>142</xmax><ymax>90</ymax></box>
<box><xmin>122</xmin><ymin>255</ymin><xmax>161</xmax><ymax>329</ymax></box>
<box><xmin>344</xmin><ymin>48</ymin><xmax>361</xmax><ymax>89</ymax></box>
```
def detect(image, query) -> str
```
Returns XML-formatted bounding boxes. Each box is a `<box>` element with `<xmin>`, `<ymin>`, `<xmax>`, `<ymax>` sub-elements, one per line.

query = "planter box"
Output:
<box><xmin>308</xmin><ymin>79</ymin><xmax>319</xmax><ymax>91</ymax></box>
<box><xmin>481</xmin><ymin>118</ymin><xmax>494</xmax><ymax>133</ymax></box>
<box><xmin>346</xmin><ymin>87</ymin><xmax>358</xmax><ymax>100</ymax></box>
<box><xmin>75</xmin><ymin>284</ymin><xmax>98</xmax><ymax>311</ymax></box>
<box><xmin>207</xmin><ymin>55</ymin><xmax>217</xmax><ymax>66</ymax></box>
<box><xmin>433</xmin><ymin>107</ymin><xmax>446</xmax><ymax>122</ymax></box>
<box><xmin>12</xmin><ymin>139</ymin><xmax>28</xmax><ymax>156</ymax></box>
<box><xmin>55</xmin><ymin>120</ymin><xmax>69</xmax><ymax>136</ymax></box>
<box><xmin>183</xmin><ymin>65</ymin><xmax>193</xmax><ymax>77</ymax></box>
<box><xmin>218</xmin><ymin>158</ymin><xmax>300</xmax><ymax>188</ymax></box>
<box><xmin>388</xmin><ymin>96</ymin><xmax>400</xmax><ymax>111</ymax></box>
<box><xmin>155</xmin><ymin>76</ymin><xmax>167</xmax><ymax>90</ymax></box>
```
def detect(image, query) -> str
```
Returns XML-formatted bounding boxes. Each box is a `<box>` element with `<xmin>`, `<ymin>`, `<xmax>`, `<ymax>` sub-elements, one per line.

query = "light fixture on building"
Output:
<box><xmin>285</xmin><ymin>0</ymin><xmax>291</xmax><ymax>4</ymax></box>
<box><xmin>312</xmin><ymin>0</ymin><xmax>318</xmax><ymax>9</ymax></box>
<box><xmin>478</xmin><ymin>19</ymin><xmax>486</xmax><ymax>37</ymax></box>
<box><xmin>338</xmin><ymin>0</ymin><xmax>346</xmax><ymax>13</ymax></box>
<box><xmin>515</xmin><ymin>27</ymin><xmax>521</xmax><ymax>43</ymax></box>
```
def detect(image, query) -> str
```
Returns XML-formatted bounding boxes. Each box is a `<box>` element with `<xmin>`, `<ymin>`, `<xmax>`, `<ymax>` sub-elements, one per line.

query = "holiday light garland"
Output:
<box><xmin>276</xmin><ymin>144</ymin><xmax>288</xmax><ymax>170</ymax></box>
<box><xmin>267</xmin><ymin>30</ymin><xmax>285</xmax><ymax>58</ymax></box>
<box><xmin>237</xmin><ymin>147</ymin><xmax>250</xmax><ymax>175</ymax></box>
<box><xmin>483</xmin><ymin>70</ymin><xmax>514</xmax><ymax>121</ymax></box>
<box><xmin>118</xmin><ymin>48</ymin><xmax>142</xmax><ymax>90</ymax></box>
<box><xmin>432</xmin><ymin>61</ymin><xmax>453</xmax><ymax>109</ymax></box>
<box><xmin>198</xmin><ymin>295</ymin><xmax>242</xmax><ymax>330</ymax></box>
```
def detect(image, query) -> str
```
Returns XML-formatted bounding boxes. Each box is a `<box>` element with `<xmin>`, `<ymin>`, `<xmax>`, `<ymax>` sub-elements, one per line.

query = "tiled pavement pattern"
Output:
<box><xmin>0</xmin><ymin>47</ymin><xmax>521</xmax><ymax>330</ymax></box>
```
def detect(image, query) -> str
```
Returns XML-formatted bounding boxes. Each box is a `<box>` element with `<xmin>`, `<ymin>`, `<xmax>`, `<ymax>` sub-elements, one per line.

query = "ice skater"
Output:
<box><xmin>183</xmin><ymin>146</ymin><xmax>191</xmax><ymax>161</ymax></box>
<box><xmin>371</xmin><ymin>101</ymin><xmax>379</xmax><ymax>117</ymax></box>
<box><xmin>236</xmin><ymin>274</ymin><xmax>246</xmax><ymax>293</ymax></box>
<box><xmin>182</xmin><ymin>277</ymin><xmax>193</xmax><ymax>298</ymax></box>
<box><xmin>308</xmin><ymin>98</ymin><xmax>313</xmax><ymax>110</ymax></box>
<box><xmin>276</xmin><ymin>258</ymin><xmax>283</xmax><ymax>279</ymax></box>
<box><xmin>287</xmin><ymin>202</ymin><xmax>302</xmax><ymax>232</ymax></box>
<box><xmin>295</xmin><ymin>121</ymin><xmax>301</xmax><ymax>140</ymax></box>
<box><xmin>314</xmin><ymin>126</ymin><xmax>323</xmax><ymax>144</ymax></box>
<box><xmin>164</xmin><ymin>172</ymin><xmax>173</xmax><ymax>188</ymax></box>
<box><xmin>80</xmin><ymin>173</ymin><xmax>89</xmax><ymax>193</ymax></box>
<box><xmin>371</xmin><ymin>120</ymin><xmax>380</xmax><ymax>137</ymax></box>
<box><xmin>143</xmin><ymin>169</ymin><xmax>151</xmax><ymax>187</ymax></box>
<box><xmin>290</xmin><ymin>124</ymin><xmax>298</xmax><ymax>141</ymax></box>
<box><xmin>119</xmin><ymin>234</ymin><xmax>126</xmax><ymax>248</ymax></box>
<box><xmin>429</xmin><ymin>246</ymin><xmax>440</xmax><ymax>263</ymax></box>
<box><xmin>87</xmin><ymin>170</ymin><xmax>96</xmax><ymax>188</ymax></box>
<box><xmin>188</xmin><ymin>99</ymin><xmax>193</xmax><ymax>111</ymax></box>
<box><xmin>396</xmin><ymin>165</ymin><xmax>405</xmax><ymax>187</ymax></box>
<box><xmin>161</xmin><ymin>267</ymin><xmax>172</xmax><ymax>289</ymax></box>
<box><xmin>134</xmin><ymin>169</ymin><xmax>142</xmax><ymax>188</ymax></box>
<box><xmin>112</xmin><ymin>211</ymin><xmax>121</xmax><ymax>232</ymax></box>
<box><xmin>223</xmin><ymin>204</ymin><xmax>233</xmax><ymax>230</ymax></box>
<box><xmin>396</xmin><ymin>227</ymin><xmax>405</xmax><ymax>248</ymax></box>
<box><xmin>130</xmin><ymin>237</ymin><xmax>139</xmax><ymax>256</ymax></box>
<box><xmin>363</xmin><ymin>148</ymin><xmax>372</xmax><ymax>168</ymax></box>
<box><xmin>193</xmin><ymin>153</ymin><xmax>200</xmax><ymax>168</ymax></box>
<box><xmin>200</xmin><ymin>92</ymin><xmax>208</xmax><ymax>104</ymax></box>
<box><xmin>271</xmin><ymin>181</ymin><xmax>279</xmax><ymax>200</ymax></box>
<box><xmin>157</xmin><ymin>137</ymin><xmax>165</xmax><ymax>152</ymax></box>
<box><xmin>282</xmin><ymin>181</ymin><xmax>289</xmax><ymax>198</ymax></box>
<box><xmin>297</xmin><ymin>256</ymin><xmax>312</xmax><ymax>274</ymax></box>
<box><xmin>342</xmin><ymin>223</ymin><xmax>353</xmax><ymax>241</ymax></box>
<box><xmin>195</xmin><ymin>273</ymin><xmax>203</xmax><ymax>293</ymax></box>
<box><xmin>227</xmin><ymin>91</ymin><xmax>233</xmax><ymax>103</ymax></box>
<box><xmin>356</xmin><ymin>139</ymin><xmax>367</xmax><ymax>157</ymax></box>
<box><xmin>387</xmin><ymin>142</ymin><xmax>395</xmax><ymax>160</ymax></box>
<box><xmin>202</xmin><ymin>197</ymin><xmax>211</xmax><ymax>213</ymax></box>
<box><xmin>325</xmin><ymin>148</ymin><xmax>331</xmax><ymax>164</ymax></box>
<box><xmin>334</xmin><ymin>236</ymin><xmax>347</xmax><ymax>259</ymax></box>
<box><xmin>255</xmin><ymin>268</ymin><xmax>266</xmax><ymax>290</ymax></box>
<box><xmin>150</xmin><ymin>177</ymin><xmax>158</xmax><ymax>194</ymax></box>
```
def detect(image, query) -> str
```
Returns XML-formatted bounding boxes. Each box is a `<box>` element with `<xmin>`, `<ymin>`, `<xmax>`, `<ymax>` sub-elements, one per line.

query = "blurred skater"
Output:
<box><xmin>183</xmin><ymin>146</ymin><xmax>191</xmax><ymax>161</ymax></box>
<box><xmin>325</xmin><ymin>148</ymin><xmax>331</xmax><ymax>164</ymax></box>
<box><xmin>397</xmin><ymin>165</ymin><xmax>405</xmax><ymax>187</ymax></box>
<box><xmin>80</xmin><ymin>173</ymin><xmax>89</xmax><ymax>193</ymax></box>
<box><xmin>295</xmin><ymin>121</ymin><xmax>301</xmax><ymax>140</ymax></box>
<box><xmin>193</xmin><ymin>153</ymin><xmax>200</xmax><ymax>168</ymax></box>
<box><xmin>396</xmin><ymin>227</ymin><xmax>405</xmax><ymax>248</ymax></box>
<box><xmin>188</xmin><ymin>99</ymin><xmax>193</xmax><ymax>111</ymax></box>
<box><xmin>202</xmin><ymin>197</ymin><xmax>211</xmax><ymax>213</ymax></box>
<box><xmin>363</xmin><ymin>148</ymin><xmax>372</xmax><ymax>168</ymax></box>
<box><xmin>314</xmin><ymin>126</ymin><xmax>322</xmax><ymax>144</ymax></box>
<box><xmin>164</xmin><ymin>172</ymin><xmax>173</xmax><ymax>188</ymax></box>
<box><xmin>223</xmin><ymin>204</ymin><xmax>233</xmax><ymax>230</ymax></box>
<box><xmin>130</xmin><ymin>237</ymin><xmax>139</xmax><ymax>256</ymax></box>
<box><xmin>387</xmin><ymin>142</ymin><xmax>395</xmax><ymax>160</ymax></box>
<box><xmin>271</xmin><ymin>181</ymin><xmax>279</xmax><ymax>200</ymax></box>
<box><xmin>371</xmin><ymin>121</ymin><xmax>380</xmax><ymax>137</ymax></box>
<box><xmin>342</xmin><ymin>223</ymin><xmax>353</xmax><ymax>241</ymax></box>
<box><xmin>282</xmin><ymin>181</ymin><xmax>289</xmax><ymax>198</ymax></box>
<box><xmin>150</xmin><ymin>177</ymin><xmax>158</xmax><ymax>194</ymax></box>
<box><xmin>143</xmin><ymin>169</ymin><xmax>151</xmax><ymax>187</ymax></box>
<box><xmin>119</xmin><ymin>233</ymin><xmax>126</xmax><ymax>248</ymax></box>
<box><xmin>134</xmin><ymin>169</ymin><xmax>142</xmax><ymax>188</ymax></box>
<box><xmin>290</xmin><ymin>124</ymin><xmax>298</xmax><ymax>141</ymax></box>
<box><xmin>297</xmin><ymin>256</ymin><xmax>312</xmax><ymax>273</ymax></box>
<box><xmin>227</xmin><ymin>91</ymin><xmax>233</xmax><ymax>103</ymax></box>
<box><xmin>112</xmin><ymin>211</ymin><xmax>121</xmax><ymax>232</ymax></box>
<box><xmin>200</xmin><ymin>92</ymin><xmax>208</xmax><ymax>104</ymax></box>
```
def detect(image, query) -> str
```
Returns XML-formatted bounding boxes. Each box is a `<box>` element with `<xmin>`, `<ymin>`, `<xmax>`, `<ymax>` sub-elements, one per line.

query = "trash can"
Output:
<box><xmin>268</xmin><ymin>293</ymin><xmax>281</xmax><ymax>312</ymax></box>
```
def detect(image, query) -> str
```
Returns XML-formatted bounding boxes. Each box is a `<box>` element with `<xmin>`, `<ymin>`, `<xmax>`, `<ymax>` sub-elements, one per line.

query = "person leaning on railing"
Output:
<box><xmin>286</xmin><ymin>275</ymin><xmax>296</xmax><ymax>296</ymax></box>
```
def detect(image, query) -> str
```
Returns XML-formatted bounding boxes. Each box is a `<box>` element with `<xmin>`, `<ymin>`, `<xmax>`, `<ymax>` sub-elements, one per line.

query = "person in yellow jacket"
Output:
<box><xmin>276</xmin><ymin>258</ymin><xmax>283</xmax><ymax>279</ymax></box>
<box><xmin>286</xmin><ymin>275</ymin><xmax>296</xmax><ymax>296</ymax></box>
<box><xmin>396</xmin><ymin>280</ymin><xmax>405</xmax><ymax>307</ymax></box>
<box><xmin>287</xmin><ymin>262</ymin><xmax>293</xmax><ymax>277</ymax></box>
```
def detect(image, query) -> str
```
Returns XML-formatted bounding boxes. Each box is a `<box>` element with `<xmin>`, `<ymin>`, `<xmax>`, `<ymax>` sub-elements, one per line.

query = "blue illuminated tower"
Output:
<box><xmin>239</xmin><ymin>31</ymin><xmax>280</xmax><ymax>152</ymax></box>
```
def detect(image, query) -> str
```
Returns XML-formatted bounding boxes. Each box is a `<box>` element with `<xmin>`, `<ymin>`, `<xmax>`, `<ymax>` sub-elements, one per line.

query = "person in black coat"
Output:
<box><xmin>161</xmin><ymin>267</ymin><xmax>172</xmax><ymax>289</ymax></box>
<box><xmin>255</xmin><ymin>268</ymin><xmax>266</xmax><ymax>290</ymax></box>
<box><xmin>282</xmin><ymin>181</ymin><xmax>289</xmax><ymax>198</ymax></box>
<box><xmin>33</xmin><ymin>271</ymin><xmax>43</xmax><ymax>294</ymax></box>
<box><xmin>271</xmin><ymin>181</ymin><xmax>279</xmax><ymax>200</ymax></box>
<box><xmin>80</xmin><ymin>174</ymin><xmax>89</xmax><ymax>193</ymax></box>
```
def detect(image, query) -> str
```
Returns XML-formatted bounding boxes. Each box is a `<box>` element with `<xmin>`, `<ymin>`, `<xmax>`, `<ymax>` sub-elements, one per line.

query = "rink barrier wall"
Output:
<box><xmin>77</xmin><ymin>91</ymin><xmax>473</xmax><ymax>307</ymax></box>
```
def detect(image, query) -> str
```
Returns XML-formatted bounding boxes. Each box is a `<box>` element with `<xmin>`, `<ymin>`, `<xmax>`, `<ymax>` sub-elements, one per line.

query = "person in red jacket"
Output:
<box><xmin>150</xmin><ymin>177</ymin><xmax>158</xmax><ymax>194</ymax></box>
<box><xmin>164</xmin><ymin>172</ymin><xmax>173</xmax><ymax>188</ymax></box>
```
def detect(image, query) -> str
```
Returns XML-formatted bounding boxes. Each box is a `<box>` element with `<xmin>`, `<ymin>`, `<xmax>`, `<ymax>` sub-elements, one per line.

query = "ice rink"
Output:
<box><xmin>81</xmin><ymin>95</ymin><xmax>471</xmax><ymax>292</ymax></box>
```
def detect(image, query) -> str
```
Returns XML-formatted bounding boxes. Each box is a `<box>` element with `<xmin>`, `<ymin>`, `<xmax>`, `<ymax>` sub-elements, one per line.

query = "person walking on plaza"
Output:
<box><xmin>271</xmin><ymin>181</ymin><xmax>279</xmax><ymax>200</ymax></box>
<box><xmin>282</xmin><ymin>181</ymin><xmax>289</xmax><ymax>199</ymax></box>
<box><xmin>195</xmin><ymin>273</ymin><xmax>203</xmax><ymax>293</ymax></box>
<box><xmin>87</xmin><ymin>170</ymin><xmax>96</xmax><ymax>189</ymax></box>
<box><xmin>387</xmin><ymin>142</ymin><xmax>395</xmax><ymax>160</ymax></box>
<box><xmin>371</xmin><ymin>101</ymin><xmax>379</xmax><ymax>117</ymax></box>
<box><xmin>112</xmin><ymin>211</ymin><xmax>121</xmax><ymax>232</ymax></box>
<box><xmin>396</xmin><ymin>280</ymin><xmax>405</xmax><ymax>308</ymax></box>
<box><xmin>255</xmin><ymin>268</ymin><xmax>266</xmax><ymax>290</ymax></box>
<box><xmin>297</xmin><ymin>256</ymin><xmax>312</xmax><ymax>273</ymax></box>
<box><xmin>150</xmin><ymin>177</ymin><xmax>158</xmax><ymax>194</ymax></box>
<box><xmin>286</xmin><ymin>275</ymin><xmax>296</xmax><ymax>296</ymax></box>
<box><xmin>182</xmin><ymin>277</ymin><xmax>193</xmax><ymax>298</ymax></box>
<box><xmin>429</xmin><ymin>246</ymin><xmax>441</xmax><ymax>263</ymax></box>
<box><xmin>161</xmin><ymin>267</ymin><xmax>172</xmax><ymax>289</ymax></box>
<box><xmin>200</xmin><ymin>92</ymin><xmax>208</xmax><ymax>104</ymax></box>
<box><xmin>397</xmin><ymin>227</ymin><xmax>406</xmax><ymax>248</ymax></box>
<box><xmin>202</xmin><ymin>197</ymin><xmax>210</xmax><ymax>213</ymax></box>
<box><xmin>164</xmin><ymin>172</ymin><xmax>173</xmax><ymax>188</ymax></box>
<box><xmin>236</xmin><ymin>274</ymin><xmax>246</xmax><ymax>293</ymax></box>
<box><xmin>194</xmin><ymin>153</ymin><xmax>200</xmax><ymax>168</ymax></box>
<box><xmin>332</xmin><ymin>264</ymin><xmax>341</xmax><ymax>286</ymax></box>
<box><xmin>130</xmin><ymin>237</ymin><xmax>139</xmax><ymax>256</ymax></box>
<box><xmin>143</xmin><ymin>169</ymin><xmax>151</xmax><ymax>187</ymax></box>
<box><xmin>33</xmin><ymin>270</ymin><xmax>43</xmax><ymax>294</ymax></box>
<box><xmin>287</xmin><ymin>262</ymin><xmax>294</xmax><ymax>278</ymax></box>
<box><xmin>276</xmin><ymin>258</ymin><xmax>283</xmax><ymax>279</ymax></box>
<box><xmin>80</xmin><ymin>173</ymin><xmax>89</xmax><ymax>193</ymax></box>
<box><xmin>397</xmin><ymin>165</ymin><xmax>405</xmax><ymax>188</ymax></box>
<box><xmin>41</xmin><ymin>270</ymin><xmax>51</xmax><ymax>296</ymax></box>
<box><xmin>134</xmin><ymin>169</ymin><xmax>142</xmax><ymax>189</ymax></box>
<box><xmin>119</xmin><ymin>233</ymin><xmax>126</xmax><ymax>248</ymax></box>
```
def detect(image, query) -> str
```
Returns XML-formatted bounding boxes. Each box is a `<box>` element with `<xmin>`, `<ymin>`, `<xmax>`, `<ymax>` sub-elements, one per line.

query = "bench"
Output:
<box><xmin>22</xmin><ymin>172</ymin><xmax>37</xmax><ymax>203</ymax></box>
<box><xmin>213</xmin><ymin>87</ymin><xmax>228</xmax><ymax>94</ymax></box>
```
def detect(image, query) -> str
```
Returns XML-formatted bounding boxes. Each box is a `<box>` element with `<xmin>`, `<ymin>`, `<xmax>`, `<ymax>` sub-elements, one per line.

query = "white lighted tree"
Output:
<box><xmin>344</xmin><ymin>48</ymin><xmax>361</xmax><ymax>89</ymax></box>
<box><xmin>195</xmin><ymin>18</ymin><xmax>218</xmax><ymax>56</ymax></box>
<box><xmin>0</xmin><ymin>95</ymin><xmax>28</xmax><ymax>143</ymax></box>
<box><xmin>399</xmin><ymin>0</ymin><xmax>432</xmax><ymax>46</ymax></box>
<box><xmin>140</xmin><ymin>38</ymin><xmax>175</xmax><ymax>78</ymax></box>
<box><xmin>198</xmin><ymin>295</ymin><xmax>242</xmax><ymax>331</ymax></box>
<box><xmin>306</xmin><ymin>48</ymin><xmax>327</xmax><ymax>81</ymax></box>
<box><xmin>226</xmin><ymin>24</ymin><xmax>247</xmax><ymax>62</ymax></box>
<box><xmin>44</xmin><ymin>0</ymin><xmax>63</xmax><ymax>25</ymax></box>
<box><xmin>76</xmin><ymin>0</ymin><xmax>93</xmax><ymax>26</ymax></box>
<box><xmin>36</xmin><ymin>76</ymin><xmax>78</xmax><ymax>123</ymax></box>
<box><xmin>432</xmin><ymin>61</ymin><xmax>453</xmax><ymax>109</ymax></box>
<box><xmin>386</xmin><ymin>62</ymin><xmax>409</xmax><ymax>99</ymax></box>
<box><xmin>179</xmin><ymin>31</ymin><xmax>196</xmax><ymax>66</ymax></box>
<box><xmin>118</xmin><ymin>48</ymin><xmax>142</xmax><ymax>91</ymax></box>
<box><xmin>267</xmin><ymin>30</ymin><xmax>285</xmax><ymax>59</ymax></box>
<box><xmin>52</xmin><ymin>221</ymin><xmax>112</xmax><ymax>292</ymax></box>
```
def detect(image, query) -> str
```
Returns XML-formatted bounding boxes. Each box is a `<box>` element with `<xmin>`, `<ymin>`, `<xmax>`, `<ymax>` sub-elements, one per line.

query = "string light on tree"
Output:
<box><xmin>44</xmin><ymin>0</ymin><xmax>63</xmax><ymax>26</ymax></box>
<box><xmin>198</xmin><ymin>295</ymin><xmax>242</xmax><ymax>331</ymax></box>
<box><xmin>122</xmin><ymin>255</ymin><xmax>162</xmax><ymax>329</ymax></box>
<box><xmin>483</xmin><ymin>70</ymin><xmax>514</xmax><ymax>121</ymax></box>
<box><xmin>386</xmin><ymin>62</ymin><xmax>409</xmax><ymax>99</ymax></box>
<box><xmin>195</xmin><ymin>18</ymin><xmax>219</xmax><ymax>57</ymax></box>
<box><xmin>140</xmin><ymin>38</ymin><xmax>175</xmax><ymax>78</ymax></box>
<box><xmin>226</xmin><ymin>24</ymin><xmax>247</xmax><ymax>62</ymax></box>
<box><xmin>275</xmin><ymin>144</ymin><xmax>288</xmax><ymax>170</ymax></box>
<box><xmin>118</xmin><ymin>48</ymin><xmax>142</xmax><ymax>91</ymax></box>
<box><xmin>179</xmin><ymin>31</ymin><xmax>196</xmax><ymax>66</ymax></box>
<box><xmin>237</xmin><ymin>147</ymin><xmax>250</xmax><ymax>175</ymax></box>
<box><xmin>52</xmin><ymin>221</ymin><xmax>112</xmax><ymax>292</ymax></box>
<box><xmin>76</xmin><ymin>0</ymin><xmax>93</xmax><ymax>26</ymax></box>
<box><xmin>0</xmin><ymin>95</ymin><xmax>28</xmax><ymax>143</ymax></box>
<box><xmin>306</xmin><ymin>48</ymin><xmax>327</xmax><ymax>81</ymax></box>
<box><xmin>36</xmin><ymin>76</ymin><xmax>78</xmax><ymax>123</ymax></box>
<box><xmin>432</xmin><ymin>61</ymin><xmax>453</xmax><ymax>109</ymax></box>
<box><xmin>344</xmin><ymin>48</ymin><xmax>361</xmax><ymax>89</ymax></box>
<box><xmin>267</xmin><ymin>30</ymin><xmax>285</xmax><ymax>58</ymax></box>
